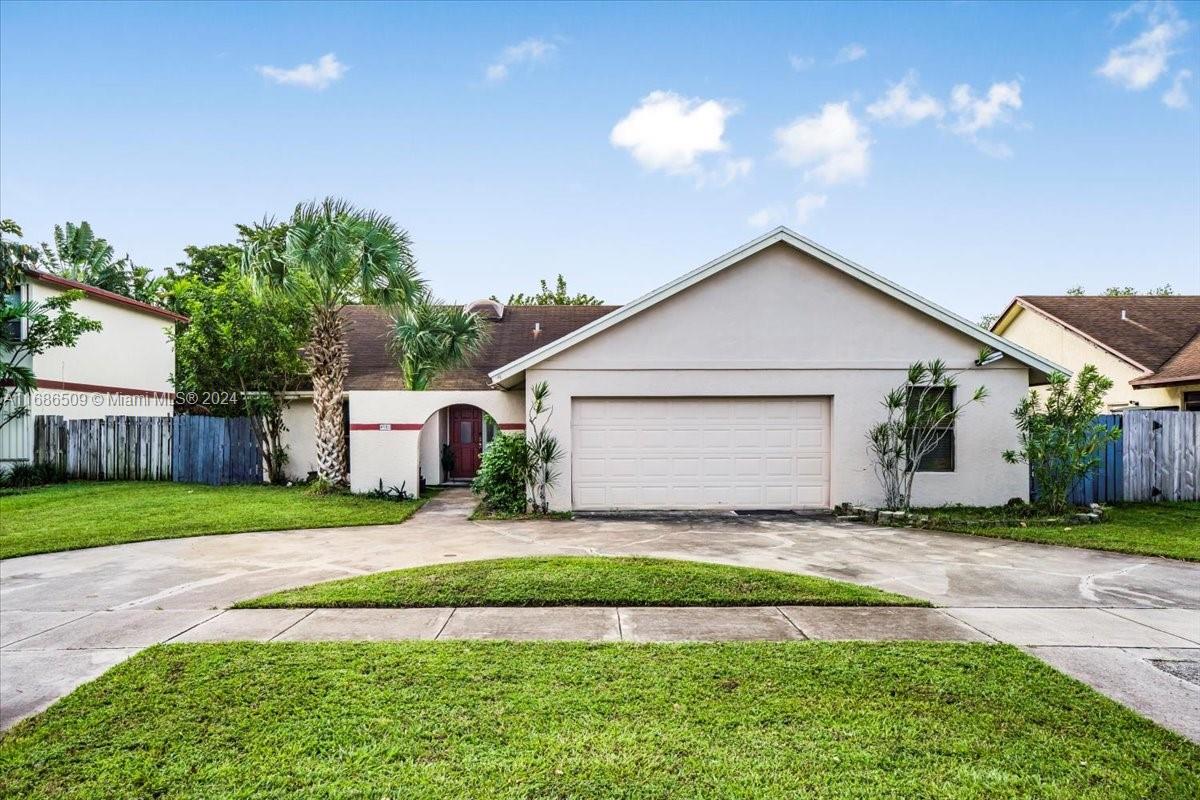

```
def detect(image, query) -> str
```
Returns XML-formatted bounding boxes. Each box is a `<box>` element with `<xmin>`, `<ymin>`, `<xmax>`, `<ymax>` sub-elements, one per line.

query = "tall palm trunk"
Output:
<box><xmin>308</xmin><ymin>307</ymin><xmax>349</xmax><ymax>483</ymax></box>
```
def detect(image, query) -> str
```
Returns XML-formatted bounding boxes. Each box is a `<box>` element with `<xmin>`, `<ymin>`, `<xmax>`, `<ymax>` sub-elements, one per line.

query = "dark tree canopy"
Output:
<box><xmin>496</xmin><ymin>274</ymin><xmax>603</xmax><ymax>306</ymax></box>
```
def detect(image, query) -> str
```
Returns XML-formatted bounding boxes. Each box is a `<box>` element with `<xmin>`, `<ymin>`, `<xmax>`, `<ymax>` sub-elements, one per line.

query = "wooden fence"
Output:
<box><xmin>171</xmin><ymin>415</ymin><xmax>262</xmax><ymax>485</ymax></box>
<box><xmin>33</xmin><ymin>415</ymin><xmax>262</xmax><ymax>485</ymax></box>
<box><xmin>1066</xmin><ymin>414</ymin><xmax>1123</xmax><ymax>505</ymax></box>
<box><xmin>1123</xmin><ymin>410</ymin><xmax>1200</xmax><ymax>502</ymax></box>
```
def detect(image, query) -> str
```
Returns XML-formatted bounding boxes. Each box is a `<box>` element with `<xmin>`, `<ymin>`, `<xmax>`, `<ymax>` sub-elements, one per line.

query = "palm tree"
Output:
<box><xmin>243</xmin><ymin>198</ymin><xmax>423</xmax><ymax>484</ymax></box>
<box><xmin>39</xmin><ymin>222</ymin><xmax>123</xmax><ymax>288</ymax></box>
<box><xmin>391</xmin><ymin>295</ymin><xmax>486</xmax><ymax>390</ymax></box>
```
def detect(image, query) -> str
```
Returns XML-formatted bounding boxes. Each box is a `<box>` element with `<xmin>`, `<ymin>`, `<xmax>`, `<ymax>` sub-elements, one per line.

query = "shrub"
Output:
<box><xmin>472</xmin><ymin>433</ymin><xmax>527</xmax><ymax>514</ymax></box>
<box><xmin>1003</xmin><ymin>365</ymin><xmax>1120</xmax><ymax>514</ymax></box>
<box><xmin>0</xmin><ymin>461</ymin><xmax>66</xmax><ymax>489</ymax></box>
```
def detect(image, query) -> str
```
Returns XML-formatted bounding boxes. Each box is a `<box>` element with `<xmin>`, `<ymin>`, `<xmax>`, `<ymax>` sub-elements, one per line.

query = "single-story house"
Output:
<box><xmin>991</xmin><ymin>295</ymin><xmax>1200</xmax><ymax>412</ymax></box>
<box><xmin>288</xmin><ymin>228</ymin><xmax>1062</xmax><ymax>510</ymax></box>
<box><xmin>1</xmin><ymin>269</ymin><xmax>184</xmax><ymax>462</ymax></box>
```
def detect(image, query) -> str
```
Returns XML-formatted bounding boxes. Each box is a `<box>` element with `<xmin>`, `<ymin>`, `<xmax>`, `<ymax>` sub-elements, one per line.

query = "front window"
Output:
<box><xmin>908</xmin><ymin>386</ymin><xmax>955</xmax><ymax>472</ymax></box>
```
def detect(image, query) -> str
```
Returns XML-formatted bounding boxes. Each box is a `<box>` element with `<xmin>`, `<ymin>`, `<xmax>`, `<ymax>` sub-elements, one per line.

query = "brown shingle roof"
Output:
<box><xmin>1131</xmin><ymin>334</ymin><xmax>1200</xmax><ymax>387</ymax></box>
<box><xmin>340</xmin><ymin>303</ymin><xmax>619</xmax><ymax>390</ymax></box>
<box><xmin>1009</xmin><ymin>295</ymin><xmax>1200</xmax><ymax>374</ymax></box>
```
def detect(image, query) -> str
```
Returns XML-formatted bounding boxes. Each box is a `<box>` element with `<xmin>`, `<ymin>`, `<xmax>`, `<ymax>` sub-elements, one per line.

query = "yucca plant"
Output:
<box><xmin>525</xmin><ymin>381</ymin><xmax>562</xmax><ymax>514</ymax></box>
<box><xmin>243</xmin><ymin>198</ymin><xmax>424</xmax><ymax>484</ymax></box>
<box><xmin>867</xmin><ymin>358</ymin><xmax>988</xmax><ymax>511</ymax></box>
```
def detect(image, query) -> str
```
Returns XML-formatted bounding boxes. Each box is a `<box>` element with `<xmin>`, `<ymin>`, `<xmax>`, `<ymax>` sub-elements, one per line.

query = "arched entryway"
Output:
<box><xmin>418</xmin><ymin>404</ymin><xmax>500</xmax><ymax>487</ymax></box>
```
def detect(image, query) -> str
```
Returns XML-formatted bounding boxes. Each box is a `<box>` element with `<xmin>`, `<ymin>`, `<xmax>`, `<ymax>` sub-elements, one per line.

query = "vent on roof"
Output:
<box><xmin>464</xmin><ymin>298</ymin><xmax>504</xmax><ymax>321</ymax></box>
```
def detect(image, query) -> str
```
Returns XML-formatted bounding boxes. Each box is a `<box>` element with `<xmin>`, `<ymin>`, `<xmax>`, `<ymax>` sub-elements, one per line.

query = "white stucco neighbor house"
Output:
<box><xmin>294</xmin><ymin>228</ymin><xmax>1064</xmax><ymax>511</ymax></box>
<box><xmin>1</xmin><ymin>269</ymin><xmax>185</xmax><ymax>462</ymax></box>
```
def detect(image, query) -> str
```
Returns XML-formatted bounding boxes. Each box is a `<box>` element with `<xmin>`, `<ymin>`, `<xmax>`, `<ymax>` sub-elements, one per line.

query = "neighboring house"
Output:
<box><xmin>0</xmin><ymin>269</ymin><xmax>184</xmax><ymax>462</ymax></box>
<box><xmin>991</xmin><ymin>295</ymin><xmax>1200</xmax><ymax>412</ymax></box>
<box><xmin>292</xmin><ymin>228</ymin><xmax>1061</xmax><ymax>510</ymax></box>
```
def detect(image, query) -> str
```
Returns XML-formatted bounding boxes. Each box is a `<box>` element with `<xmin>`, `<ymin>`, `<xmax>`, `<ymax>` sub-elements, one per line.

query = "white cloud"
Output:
<box><xmin>834</xmin><ymin>43</ymin><xmax>867</xmax><ymax>64</ymax></box>
<box><xmin>1162</xmin><ymin>68</ymin><xmax>1192</xmax><ymax>108</ymax></box>
<box><xmin>949</xmin><ymin>81</ymin><xmax>1022</xmax><ymax>135</ymax></box>
<box><xmin>789</xmin><ymin>54</ymin><xmax>815</xmax><ymax>71</ymax></box>
<box><xmin>774</xmin><ymin>102</ymin><xmax>870</xmax><ymax>184</ymax></box>
<box><xmin>1097</xmin><ymin>2</ymin><xmax>1188</xmax><ymax>90</ymax></box>
<box><xmin>485</xmin><ymin>38</ymin><xmax>557</xmax><ymax>84</ymax></box>
<box><xmin>696</xmin><ymin>157</ymin><xmax>753</xmax><ymax>188</ymax></box>
<box><xmin>794</xmin><ymin>193</ymin><xmax>828</xmax><ymax>223</ymax></box>
<box><xmin>747</xmin><ymin>207</ymin><xmax>776</xmax><ymax>227</ymax></box>
<box><xmin>257</xmin><ymin>53</ymin><xmax>347</xmax><ymax>90</ymax></box>
<box><xmin>611</xmin><ymin>90</ymin><xmax>740</xmax><ymax>175</ymax></box>
<box><xmin>747</xmin><ymin>193</ymin><xmax>828</xmax><ymax>228</ymax></box>
<box><xmin>866</xmin><ymin>72</ymin><xmax>945</xmax><ymax>125</ymax></box>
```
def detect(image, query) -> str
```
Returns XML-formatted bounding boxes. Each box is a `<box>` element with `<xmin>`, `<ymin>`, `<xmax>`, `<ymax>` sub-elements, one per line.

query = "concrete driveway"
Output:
<box><xmin>3</xmin><ymin>489</ymin><xmax>1198</xmax><ymax>738</ymax></box>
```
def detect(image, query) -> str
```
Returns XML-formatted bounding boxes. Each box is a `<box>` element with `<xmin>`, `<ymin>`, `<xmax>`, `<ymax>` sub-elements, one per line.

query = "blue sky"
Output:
<box><xmin>2</xmin><ymin>0</ymin><xmax>1198</xmax><ymax>321</ymax></box>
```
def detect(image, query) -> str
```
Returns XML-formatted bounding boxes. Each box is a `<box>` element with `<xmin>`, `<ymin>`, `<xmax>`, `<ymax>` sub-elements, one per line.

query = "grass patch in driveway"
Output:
<box><xmin>0</xmin><ymin>481</ymin><xmax>429</xmax><ymax>560</ymax></box>
<box><xmin>917</xmin><ymin>502</ymin><xmax>1200</xmax><ymax>562</ymax></box>
<box><xmin>2</xmin><ymin>641</ymin><xmax>1197</xmax><ymax>799</ymax></box>
<box><xmin>237</xmin><ymin>555</ymin><xmax>925</xmax><ymax>608</ymax></box>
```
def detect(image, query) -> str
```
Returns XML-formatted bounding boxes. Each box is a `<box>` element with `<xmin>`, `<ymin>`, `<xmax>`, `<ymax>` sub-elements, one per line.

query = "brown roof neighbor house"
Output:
<box><xmin>991</xmin><ymin>295</ymin><xmax>1200</xmax><ymax>411</ymax></box>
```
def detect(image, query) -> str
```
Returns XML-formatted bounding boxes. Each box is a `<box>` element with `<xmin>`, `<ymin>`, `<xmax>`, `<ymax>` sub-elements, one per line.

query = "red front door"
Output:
<box><xmin>447</xmin><ymin>405</ymin><xmax>483</xmax><ymax>479</ymax></box>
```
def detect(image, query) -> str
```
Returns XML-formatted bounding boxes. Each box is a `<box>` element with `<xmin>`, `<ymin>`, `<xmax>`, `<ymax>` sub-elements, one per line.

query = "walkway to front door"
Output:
<box><xmin>447</xmin><ymin>405</ymin><xmax>483</xmax><ymax>480</ymax></box>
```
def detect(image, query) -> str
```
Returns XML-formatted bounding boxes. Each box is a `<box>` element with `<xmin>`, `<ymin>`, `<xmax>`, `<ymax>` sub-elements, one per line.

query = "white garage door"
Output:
<box><xmin>571</xmin><ymin>397</ymin><xmax>830</xmax><ymax>511</ymax></box>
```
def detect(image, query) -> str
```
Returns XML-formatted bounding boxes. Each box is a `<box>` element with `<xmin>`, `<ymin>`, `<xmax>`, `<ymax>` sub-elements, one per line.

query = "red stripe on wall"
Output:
<box><xmin>36</xmin><ymin>379</ymin><xmax>173</xmax><ymax>400</ymax></box>
<box><xmin>349</xmin><ymin>422</ymin><xmax>527</xmax><ymax>431</ymax></box>
<box><xmin>348</xmin><ymin>423</ymin><xmax>423</xmax><ymax>431</ymax></box>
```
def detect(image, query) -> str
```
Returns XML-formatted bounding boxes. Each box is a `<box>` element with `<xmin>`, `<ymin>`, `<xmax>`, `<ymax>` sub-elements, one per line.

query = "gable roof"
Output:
<box><xmin>1130</xmin><ymin>335</ymin><xmax>1200</xmax><ymax>388</ymax></box>
<box><xmin>992</xmin><ymin>295</ymin><xmax>1200</xmax><ymax>374</ymax></box>
<box><xmin>488</xmin><ymin>227</ymin><xmax>1064</xmax><ymax>386</ymax></box>
<box><xmin>341</xmin><ymin>303</ymin><xmax>618</xmax><ymax>391</ymax></box>
<box><xmin>23</xmin><ymin>268</ymin><xmax>188</xmax><ymax>323</ymax></box>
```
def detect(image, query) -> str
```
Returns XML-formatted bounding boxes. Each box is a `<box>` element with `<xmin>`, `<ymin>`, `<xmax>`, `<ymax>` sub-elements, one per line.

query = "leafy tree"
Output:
<box><xmin>38</xmin><ymin>221</ymin><xmax>169</xmax><ymax>305</ymax></box>
<box><xmin>242</xmin><ymin>198</ymin><xmax>423</xmax><ymax>485</ymax></box>
<box><xmin>39</xmin><ymin>222</ymin><xmax>127</xmax><ymax>290</ymax></box>
<box><xmin>1066</xmin><ymin>284</ymin><xmax>1176</xmax><ymax>297</ymax></box>
<box><xmin>175</xmin><ymin>244</ymin><xmax>241</xmax><ymax>285</ymax></box>
<box><xmin>496</xmin><ymin>274</ymin><xmax>603</xmax><ymax>306</ymax></box>
<box><xmin>1</xmin><ymin>290</ymin><xmax>102</xmax><ymax>432</ymax></box>
<box><xmin>173</xmin><ymin>271</ymin><xmax>310</xmax><ymax>484</ymax></box>
<box><xmin>1002</xmin><ymin>365</ymin><xmax>1120</xmax><ymax>514</ymax></box>
<box><xmin>391</xmin><ymin>295</ymin><xmax>485</xmax><ymax>390</ymax></box>
<box><xmin>978</xmin><ymin>313</ymin><xmax>999</xmax><ymax>329</ymax></box>
<box><xmin>867</xmin><ymin>359</ymin><xmax>988</xmax><ymax>511</ymax></box>
<box><xmin>1</xmin><ymin>220</ymin><xmax>40</xmax><ymax>292</ymax></box>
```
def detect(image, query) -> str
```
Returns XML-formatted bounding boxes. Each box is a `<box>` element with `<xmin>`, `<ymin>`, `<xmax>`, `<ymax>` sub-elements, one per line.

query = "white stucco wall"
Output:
<box><xmin>279</xmin><ymin>397</ymin><xmax>319</xmax><ymax>482</ymax></box>
<box><xmin>348</xmin><ymin>390</ymin><xmax>524</xmax><ymax>495</ymax></box>
<box><xmin>26</xmin><ymin>280</ymin><xmax>176</xmax><ymax>419</ymax></box>
<box><xmin>418</xmin><ymin>409</ymin><xmax>445</xmax><ymax>488</ymax></box>
<box><xmin>998</xmin><ymin>306</ymin><xmax>1179</xmax><ymax>410</ymax></box>
<box><xmin>527</xmin><ymin>242</ymin><xmax>1033</xmax><ymax>510</ymax></box>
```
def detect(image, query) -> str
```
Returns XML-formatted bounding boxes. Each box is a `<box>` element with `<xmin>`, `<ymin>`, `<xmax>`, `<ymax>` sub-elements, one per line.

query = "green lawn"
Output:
<box><xmin>0</xmin><ymin>481</ymin><xmax>429</xmax><ymax>560</ymax></box>
<box><xmin>2</xmin><ymin>642</ymin><xmax>1196</xmax><ymax>799</ymax></box>
<box><xmin>921</xmin><ymin>502</ymin><xmax>1200</xmax><ymax>562</ymax></box>
<box><xmin>238</xmin><ymin>555</ymin><xmax>925</xmax><ymax>608</ymax></box>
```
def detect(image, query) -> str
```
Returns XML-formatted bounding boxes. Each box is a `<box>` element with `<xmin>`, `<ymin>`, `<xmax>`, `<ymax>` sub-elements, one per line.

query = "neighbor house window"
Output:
<box><xmin>908</xmin><ymin>386</ymin><xmax>955</xmax><ymax>472</ymax></box>
<box><xmin>2</xmin><ymin>289</ymin><xmax>22</xmax><ymax>342</ymax></box>
<box><xmin>1184</xmin><ymin>392</ymin><xmax>1200</xmax><ymax>412</ymax></box>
